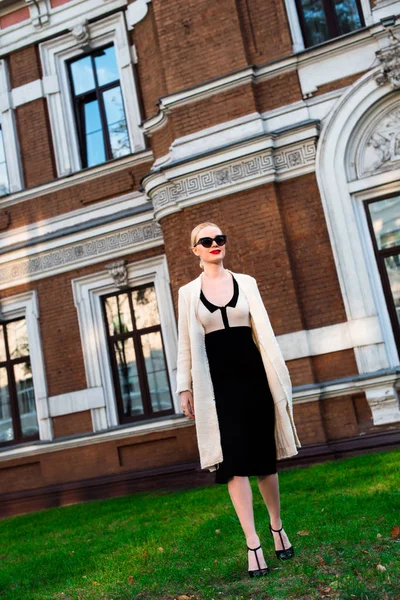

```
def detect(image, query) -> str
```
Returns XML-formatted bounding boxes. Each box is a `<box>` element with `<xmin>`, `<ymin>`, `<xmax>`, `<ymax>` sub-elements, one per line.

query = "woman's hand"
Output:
<box><xmin>180</xmin><ymin>390</ymin><xmax>195</xmax><ymax>420</ymax></box>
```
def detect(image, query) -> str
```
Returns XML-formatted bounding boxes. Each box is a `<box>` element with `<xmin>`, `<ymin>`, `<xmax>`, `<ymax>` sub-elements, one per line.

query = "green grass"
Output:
<box><xmin>0</xmin><ymin>449</ymin><xmax>399</xmax><ymax>600</ymax></box>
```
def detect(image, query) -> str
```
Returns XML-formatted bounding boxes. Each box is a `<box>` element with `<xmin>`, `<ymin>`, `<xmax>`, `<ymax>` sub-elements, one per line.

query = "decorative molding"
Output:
<box><xmin>0</xmin><ymin>150</ymin><xmax>152</xmax><ymax>210</ymax></box>
<box><xmin>126</xmin><ymin>0</ymin><xmax>151</xmax><ymax>30</ymax></box>
<box><xmin>69</xmin><ymin>18</ymin><xmax>90</xmax><ymax>49</ymax></box>
<box><xmin>71</xmin><ymin>255</ymin><xmax>180</xmax><ymax>431</ymax></box>
<box><xmin>375</xmin><ymin>40</ymin><xmax>400</xmax><ymax>88</ymax></box>
<box><xmin>347</xmin><ymin>92</ymin><xmax>400</xmax><ymax>180</ymax></box>
<box><xmin>143</xmin><ymin>123</ymin><xmax>319</xmax><ymax>222</ymax></box>
<box><xmin>25</xmin><ymin>0</ymin><xmax>50</xmax><ymax>29</ymax></box>
<box><xmin>0</xmin><ymin>219</ymin><xmax>162</xmax><ymax>289</ymax></box>
<box><xmin>0</xmin><ymin>0</ymin><xmax>128</xmax><ymax>56</ymax></box>
<box><xmin>39</xmin><ymin>11</ymin><xmax>145</xmax><ymax>177</ymax></box>
<box><xmin>0</xmin><ymin>415</ymin><xmax>191</xmax><ymax>462</ymax></box>
<box><xmin>105</xmin><ymin>259</ymin><xmax>129</xmax><ymax>289</ymax></box>
<box><xmin>316</xmin><ymin>68</ymin><xmax>400</xmax><ymax>382</ymax></box>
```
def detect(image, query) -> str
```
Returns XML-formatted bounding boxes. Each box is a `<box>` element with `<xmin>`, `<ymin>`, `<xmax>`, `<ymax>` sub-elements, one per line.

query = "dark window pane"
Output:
<box><xmin>83</xmin><ymin>100</ymin><xmax>106</xmax><ymax>167</ymax></box>
<box><xmin>131</xmin><ymin>286</ymin><xmax>160</xmax><ymax>329</ymax></box>
<box><xmin>94</xmin><ymin>46</ymin><xmax>119</xmax><ymax>86</ymax></box>
<box><xmin>299</xmin><ymin>0</ymin><xmax>329</xmax><ymax>45</ymax></box>
<box><xmin>142</xmin><ymin>331</ymin><xmax>173</xmax><ymax>413</ymax></box>
<box><xmin>70</xmin><ymin>55</ymin><xmax>95</xmax><ymax>95</ymax></box>
<box><xmin>14</xmin><ymin>362</ymin><xmax>38</xmax><ymax>438</ymax></box>
<box><xmin>368</xmin><ymin>197</ymin><xmax>400</xmax><ymax>250</ymax></box>
<box><xmin>0</xmin><ymin>367</ymin><xmax>13</xmax><ymax>443</ymax></box>
<box><xmin>114</xmin><ymin>337</ymin><xmax>144</xmax><ymax>417</ymax></box>
<box><xmin>384</xmin><ymin>254</ymin><xmax>400</xmax><ymax>328</ymax></box>
<box><xmin>7</xmin><ymin>319</ymin><xmax>29</xmax><ymax>359</ymax></box>
<box><xmin>333</xmin><ymin>0</ymin><xmax>362</xmax><ymax>35</ymax></box>
<box><xmin>105</xmin><ymin>294</ymin><xmax>133</xmax><ymax>335</ymax></box>
<box><xmin>103</xmin><ymin>87</ymin><xmax>131</xmax><ymax>158</ymax></box>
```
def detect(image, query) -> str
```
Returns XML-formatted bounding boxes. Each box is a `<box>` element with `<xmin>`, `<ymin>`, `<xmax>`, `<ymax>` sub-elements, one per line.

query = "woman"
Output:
<box><xmin>176</xmin><ymin>221</ymin><xmax>301</xmax><ymax>578</ymax></box>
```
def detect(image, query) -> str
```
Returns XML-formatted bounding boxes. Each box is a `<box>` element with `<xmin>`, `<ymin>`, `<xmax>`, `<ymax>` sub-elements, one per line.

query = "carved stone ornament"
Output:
<box><xmin>375</xmin><ymin>41</ymin><xmax>400</xmax><ymax>88</ymax></box>
<box><xmin>25</xmin><ymin>0</ymin><xmax>50</xmax><ymax>29</ymax></box>
<box><xmin>353</xmin><ymin>104</ymin><xmax>400</xmax><ymax>179</ymax></box>
<box><xmin>106</xmin><ymin>260</ymin><xmax>129</xmax><ymax>289</ymax></box>
<box><xmin>70</xmin><ymin>20</ymin><xmax>90</xmax><ymax>49</ymax></box>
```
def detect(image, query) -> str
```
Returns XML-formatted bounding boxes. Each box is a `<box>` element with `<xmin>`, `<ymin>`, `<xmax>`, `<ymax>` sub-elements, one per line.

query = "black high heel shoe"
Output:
<box><xmin>269</xmin><ymin>522</ymin><xmax>294</xmax><ymax>560</ymax></box>
<box><xmin>247</xmin><ymin>544</ymin><xmax>270</xmax><ymax>578</ymax></box>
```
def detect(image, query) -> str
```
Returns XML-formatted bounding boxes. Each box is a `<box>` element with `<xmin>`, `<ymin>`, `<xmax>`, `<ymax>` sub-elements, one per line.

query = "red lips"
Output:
<box><xmin>210</xmin><ymin>250</ymin><xmax>221</xmax><ymax>254</ymax></box>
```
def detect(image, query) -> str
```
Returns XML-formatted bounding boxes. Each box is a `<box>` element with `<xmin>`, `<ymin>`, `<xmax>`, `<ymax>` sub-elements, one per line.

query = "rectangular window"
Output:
<box><xmin>295</xmin><ymin>0</ymin><xmax>364</xmax><ymax>48</ymax></box>
<box><xmin>0</xmin><ymin>317</ymin><xmax>39</xmax><ymax>447</ymax></box>
<box><xmin>101</xmin><ymin>284</ymin><xmax>175</xmax><ymax>425</ymax></box>
<box><xmin>365</xmin><ymin>196</ymin><xmax>400</xmax><ymax>354</ymax></box>
<box><xmin>67</xmin><ymin>44</ymin><xmax>131</xmax><ymax>169</ymax></box>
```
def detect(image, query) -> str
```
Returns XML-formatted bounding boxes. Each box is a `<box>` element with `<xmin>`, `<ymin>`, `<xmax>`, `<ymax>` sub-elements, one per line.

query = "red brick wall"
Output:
<box><xmin>53</xmin><ymin>410</ymin><xmax>93</xmax><ymax>438</ymax></box>
<box><xmin>277</xmin><ymin>172</ymin><xmax>347</xmax><ymax>330</ymax></box>
<box><xmin>255</xmin><ymin>71</ymin><xmax>303</xmax><ymax>113</ymax></box>
<box><xmin>162</xmin><ymin>183</ymin><xmax>303</xmax><ymax>334</ymax></box>
<box><xmin>236</xmin><ymin>0</ymin><xmax>293</xmax><ymax>64</ymax></box>
<box><xmin>15</xmin><ymin>99</ymin><xmax>56</xmax><ymax>187</ymax></box>
<box><xmin>8</xmin><ymin>45</ymin><xmax>41</xmax><ymax>88</ymax></box>
<box><xmin>132</xmin><ymin>6</ymin><xmax>168</xmax><ymax>119</ymax></box>
<box><xmin>3</xmin><ymin>160</ymin><xmax>152</xmax><ymax>232</ymax></box>
<box><xmin>151</xmin><ymin>0</ymin><xmax>247</xmax><ymax>94</ymax></box>
<box><xmin>0</xmin><ymin>425</ymin><xmax>199</xmax><ymax>493</ymax></box>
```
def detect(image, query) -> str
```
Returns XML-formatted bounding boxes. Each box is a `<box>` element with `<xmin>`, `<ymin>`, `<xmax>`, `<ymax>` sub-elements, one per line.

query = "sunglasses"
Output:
<box><xmin>193</xmin><ymin>234</ymin><xmax>227</xmax><ymax>248</ymax></box>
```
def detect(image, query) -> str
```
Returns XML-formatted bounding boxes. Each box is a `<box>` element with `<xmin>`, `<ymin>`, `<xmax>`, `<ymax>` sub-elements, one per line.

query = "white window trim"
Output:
<box><xmin>0</xmin><ymin>59</ymin><xmax>24</xmax><ymax>194</ymax></box>
<box><xmin>71</xmin><ymin>255</ymin><xmax>180</xmax><ymax>432</ymax></box>
<box><xmin>284</xmin><ymin>0</ymin><xmax>373</xmax><ymax>54</ymax></box>
<box><xmin>0</xmin><ymin>290</ymin><xmax>52</xmax><ymax>444</ymax></box>
<box><xmin>39</xmin><ymin>11</ymin><xmax>145</xmax><ymax>178</ymax></box>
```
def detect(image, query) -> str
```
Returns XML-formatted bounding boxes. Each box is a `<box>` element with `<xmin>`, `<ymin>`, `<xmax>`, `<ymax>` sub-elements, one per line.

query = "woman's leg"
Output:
<box><xmin>227</xmin><ymin>475</ymin><xmax>268</xmax><ymax>570</ymax></box>
<box><xmin>256</xmin><ymin>472</ymin><xmax>292</xmax><ymax>550</ymax></box>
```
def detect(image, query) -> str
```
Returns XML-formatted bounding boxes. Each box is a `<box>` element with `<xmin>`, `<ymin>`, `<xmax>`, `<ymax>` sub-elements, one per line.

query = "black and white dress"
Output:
<box><xmin>199</xmin><ymin>272</ymin><xmax>277</xmax><ymax>484</ymax></box>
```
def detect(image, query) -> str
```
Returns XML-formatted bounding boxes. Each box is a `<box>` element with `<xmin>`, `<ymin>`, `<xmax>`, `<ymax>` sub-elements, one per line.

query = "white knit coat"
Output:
<box><xmin>176</xmin><ymin>269</ymin><xmax>301</xmax><ymax>472</ymax></box>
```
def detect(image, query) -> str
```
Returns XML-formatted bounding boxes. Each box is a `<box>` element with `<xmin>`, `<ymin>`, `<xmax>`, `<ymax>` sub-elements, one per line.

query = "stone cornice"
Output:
<box><xmin>142</xmin><ymin>121</ymin><xmax>320</xmax><ymax>222</ymax></box>
<box><xmin>0</xmin><ymin>216</ymin><xmax>163</xmax><ymax>289</ymax></box>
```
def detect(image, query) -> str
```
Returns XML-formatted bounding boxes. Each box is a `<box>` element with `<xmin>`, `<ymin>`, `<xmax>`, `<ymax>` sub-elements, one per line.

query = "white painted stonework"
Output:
<box><xmin>0</xmin><ymin>291</ymin><xmax>52</xmax><ymax>441</ymax></box>
<box><xmin>71</xmin><ymin>255</ymin><xmax>180</xmax><ymax>432</ymax></box>
<box><xmin>39</xmin><ymin>11</ymin><xmax>145</xmax><ymax>177</ymax></box>
<box><xmin>316</xmin><ymin>63</ymin><xmax>400</xmax><ymax>425</ymax></box>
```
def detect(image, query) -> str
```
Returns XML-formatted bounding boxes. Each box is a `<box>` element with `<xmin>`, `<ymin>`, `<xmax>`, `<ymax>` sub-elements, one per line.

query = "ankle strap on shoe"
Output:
<box><xmin>247</xmin><ymin>544</ymin><xmax>262</xmax><ymax>551</ymax></box>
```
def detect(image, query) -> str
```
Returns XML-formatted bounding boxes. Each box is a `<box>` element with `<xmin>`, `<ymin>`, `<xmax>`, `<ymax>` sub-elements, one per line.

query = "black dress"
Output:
<box><xmin>199</xmin><ymin>273</ymin><xmax>277</xmax><ymax>484</ymax></box>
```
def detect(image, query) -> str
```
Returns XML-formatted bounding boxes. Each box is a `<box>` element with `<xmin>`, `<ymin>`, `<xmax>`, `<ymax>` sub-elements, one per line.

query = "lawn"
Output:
<box><xmin>0</xmin><ymin>448</ymin><xmax>399</xmax><ymax>600</ymax></box>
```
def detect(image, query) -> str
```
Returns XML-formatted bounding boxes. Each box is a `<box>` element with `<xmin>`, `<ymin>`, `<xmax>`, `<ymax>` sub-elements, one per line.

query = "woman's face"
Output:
<box><xmin>192</xmin><ymin>226</ymin><xmax>226</xmax><ymax>266</ymax></box>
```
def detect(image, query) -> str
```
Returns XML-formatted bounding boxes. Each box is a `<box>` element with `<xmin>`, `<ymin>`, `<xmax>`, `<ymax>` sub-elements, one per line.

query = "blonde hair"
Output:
<box><xmin>190</xmin><ymin>222</ymin><xmax>222</xmax><ymax>270</ymax></box>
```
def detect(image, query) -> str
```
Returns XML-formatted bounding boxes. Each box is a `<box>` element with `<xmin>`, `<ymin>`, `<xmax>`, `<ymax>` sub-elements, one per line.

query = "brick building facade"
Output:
<box><xmin>0</xmin><ymin>0</ymin><xmax>400</xmax><ymax>517</ymax></box>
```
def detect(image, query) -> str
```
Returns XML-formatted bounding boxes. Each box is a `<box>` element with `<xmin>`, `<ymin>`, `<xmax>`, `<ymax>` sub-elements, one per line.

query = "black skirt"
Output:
<box><xmin>205</xmin><ymin>325</ymin><xmax>277</xmax><ymax>484</ymax></box>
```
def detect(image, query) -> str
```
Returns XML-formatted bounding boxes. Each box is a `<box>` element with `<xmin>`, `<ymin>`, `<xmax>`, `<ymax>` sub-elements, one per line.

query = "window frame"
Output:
<box><xmin>0</xmin><ymin>291</ymin><xmax>50</xmax><ymax>449</ymax></box>
<box><xmin>364</xmin><ymin>194</ymin><xmax>400</xmax><ymax>355</ymax></box>
<box><xmin>0</xmin><ymin>316</ymin><xmax>39</xmax><ymax>448</ymax></box>
<box><xmin>39</xmin><ymin>12</ymin><xmax>145</xmax><ymax>178</ymax></box>
<box><xmin>101</xmin><ymin>283</ymin><xmax>175</xmax><ymax>425</ymax></box>
<box><xmin>67</xmin><ymin>43</ymin><xmax>132</xmax><ymax>169</ymax></box>
<box><xmin>0</xmin><ymin>59</ymin><xmax>24</xmax><ymax>196</ymax></box>
<box><xmin>284</xmin><ymin>0</ymin><xmax>372</xmax><ymax>52</ymax></box>
<box><xmin>71</xmin><ymin>256</ymin><xmax>181</xmax><ymax>433</ymax></box>
<box><xmin>294</xmin><ymin>0</ymin><xmax>365</xmax><ymax>49</ymax></box>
